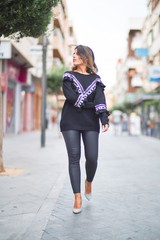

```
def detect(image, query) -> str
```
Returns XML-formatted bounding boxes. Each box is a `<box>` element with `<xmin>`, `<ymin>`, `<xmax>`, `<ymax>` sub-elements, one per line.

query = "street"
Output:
<box><xmin>0</xmin><ymin>125</ymin><xmax>160</xmax><ymax>240</ymax></box>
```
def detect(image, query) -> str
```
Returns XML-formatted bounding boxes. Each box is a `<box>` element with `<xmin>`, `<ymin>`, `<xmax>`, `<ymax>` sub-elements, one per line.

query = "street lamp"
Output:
<box><xmin>41</xmin><ymin>33</ymin><xmax>47</xmax><ymax>147</ymax></box>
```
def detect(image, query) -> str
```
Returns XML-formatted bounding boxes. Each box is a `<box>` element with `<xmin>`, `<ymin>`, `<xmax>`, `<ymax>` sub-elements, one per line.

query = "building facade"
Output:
<box><xmin>114</xmin><ymin>0</ymin><xmax>160</xmax><ymax>139</ymax></box>
<box><xmin>0</xmin><ymin>0</ymin><xmax>77</xmax><ymax>134</ymax></box>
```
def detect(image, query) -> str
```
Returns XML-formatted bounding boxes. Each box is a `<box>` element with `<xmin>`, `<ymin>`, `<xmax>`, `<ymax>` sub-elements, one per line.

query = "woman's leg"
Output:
<box><xmin>82</xmin><ymin>131</ymin><xmax>99</xmax><ymax>183</ymax></box>
<box><xmin>62</xmin><ymin>130</ymin><xmax>81</xmax><ymax>193</ymax></box>
<box><xmin>62</xmin><ymin>130</ymin><xmax>82</xmax><ymax>213</ymax></box>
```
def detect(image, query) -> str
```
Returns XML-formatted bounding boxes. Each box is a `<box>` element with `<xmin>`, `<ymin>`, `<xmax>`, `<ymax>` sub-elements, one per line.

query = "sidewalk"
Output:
<box><xmin>0</xmin><ymin>127</ymin><xmax>67</xmax><ymax>240</ymax></box>
<box><xmin>41</xmin><ymin>128</ymin><xmax>160</xmax><ymax>240</ymax></box>
<box><xmin>0</xmin><ymin>126</ymin><xmax>160</xmax><ymax>240</ymax></box>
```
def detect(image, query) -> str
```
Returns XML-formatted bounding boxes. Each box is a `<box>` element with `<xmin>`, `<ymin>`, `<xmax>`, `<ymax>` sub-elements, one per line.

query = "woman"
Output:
<box><xmin>60</xmin><ymin>45</ymin><xmax>110</xmax><ymax>214</ymax></box>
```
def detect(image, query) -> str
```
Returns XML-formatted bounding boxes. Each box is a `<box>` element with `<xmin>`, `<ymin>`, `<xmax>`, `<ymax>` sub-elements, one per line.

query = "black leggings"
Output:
<box><xmin>62</xmin><ymin>130</ymin><xmax>99</xmax><ymax>193</ymax></box>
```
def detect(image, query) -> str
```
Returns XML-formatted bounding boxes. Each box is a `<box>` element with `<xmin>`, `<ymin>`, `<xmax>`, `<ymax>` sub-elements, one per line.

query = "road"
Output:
<box><xmin>0</xmin><ymin>125</ymin><xmax>160</xmax><ymax>240</ymax></box>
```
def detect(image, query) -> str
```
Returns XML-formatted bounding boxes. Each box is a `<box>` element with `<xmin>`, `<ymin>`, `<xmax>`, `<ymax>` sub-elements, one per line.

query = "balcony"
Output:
<box><xmin>53</xmin><ymin>28</ymin><xmax>65</xmax><ymax>62</ymax></box>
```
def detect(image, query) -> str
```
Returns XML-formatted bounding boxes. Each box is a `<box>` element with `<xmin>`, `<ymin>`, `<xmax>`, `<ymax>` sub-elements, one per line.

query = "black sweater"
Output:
<box><xmin>60</xmin><ymin>71</ymin><xmax>110</xmax><ymax>133</ymax></box>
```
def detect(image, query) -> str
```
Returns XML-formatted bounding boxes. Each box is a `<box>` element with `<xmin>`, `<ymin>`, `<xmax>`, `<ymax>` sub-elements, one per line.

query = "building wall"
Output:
<box><xmin>1</xmin><ymin>1</ymin><xmax>76</xmax><ymax>134</ymax></box>
<box><xmin>52</xmin><ymin>0</ymin><xmax>77</xmax><ymax>67</ymax></box>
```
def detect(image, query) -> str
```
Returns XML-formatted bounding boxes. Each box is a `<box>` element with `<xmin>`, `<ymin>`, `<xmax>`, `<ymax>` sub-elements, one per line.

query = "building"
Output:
<box><xmin>52</xmin><ymin>0</ymin><xmax>76</xmax><ymax>68</ymax></box>
<box><xmin>113</xmin><ymin>18</ymin><xmax>145</xmax><ymax>109</ymax></box>
<box><xmin>114</xmin><ymin>1</ymin><xmax>160</xmax><ymax>139</ymax></box>
<box><xmin>0</xmin><ymin>0</ymin><xmax>77</xmax><ymax>134</ymax></box>
<box><xmin>0</xmin><ymin>40</ymin><xmax>34</xmax><ymax>134</ymax></box>
<box><xmin>138</xmin><ymin>0</ymin><xmax>160</xmax><ymax>138</ymax></box>
<box><xmin>47</xmin><ymin>0</ymin><xmax>77</xmax><ymax>120</ymax></box>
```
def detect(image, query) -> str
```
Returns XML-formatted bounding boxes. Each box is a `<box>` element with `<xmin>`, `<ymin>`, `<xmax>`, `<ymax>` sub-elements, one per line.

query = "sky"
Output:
<box><xmin>66</xmin><ymin>0</ymin><xmax>148</xmax><ymax>90</ymax></box>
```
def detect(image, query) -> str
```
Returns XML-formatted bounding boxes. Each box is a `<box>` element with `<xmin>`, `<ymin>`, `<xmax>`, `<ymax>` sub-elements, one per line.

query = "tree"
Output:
<box><xmin>0</xmin><ymin>0</ymin><xmax>60</xmax><ymax>172</ymax></box>
<box><xmin>0</xmin><ymin>0</ymin><xmax>60</xmax><ymax>39</ymax></box>
<box><xmin>47</xmin><ymin>65</ymin><xmax>68</xmax><ymax>93</ymax></box>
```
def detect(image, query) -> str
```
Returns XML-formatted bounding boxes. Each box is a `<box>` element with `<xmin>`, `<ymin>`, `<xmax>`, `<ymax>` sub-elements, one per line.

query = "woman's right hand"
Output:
<box><xmin>102</xmin><ymin>124</ymin><xmax>109</xmax><ymax>132</ymax></box>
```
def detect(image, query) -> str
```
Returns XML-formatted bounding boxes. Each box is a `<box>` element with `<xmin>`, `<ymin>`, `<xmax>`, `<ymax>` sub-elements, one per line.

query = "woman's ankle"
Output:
<box><xmin>85</xmin><ymin>180</ymin><xmax>92</xmax><ymax>194</ymax></box>
<box><xmin>74</xmin><ymin>193</ymin><xmax>82</xmax><ymax>208</ymax></box>
<box><xmin>75</xmin><ymin>193</ymin><xmax>81</xmax><ymax>198</ymax></box>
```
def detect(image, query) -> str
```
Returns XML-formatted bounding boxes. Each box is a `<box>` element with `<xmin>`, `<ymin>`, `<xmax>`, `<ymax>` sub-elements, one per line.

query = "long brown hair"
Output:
<box><xmin>72</xmin><ymin>45</ymin><xmax>98</xmax><ymax>74</ymax></box>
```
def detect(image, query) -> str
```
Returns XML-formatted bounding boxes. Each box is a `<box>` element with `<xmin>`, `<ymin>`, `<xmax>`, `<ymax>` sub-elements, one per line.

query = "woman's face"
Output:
<box><xmin>73</xmin><ymin>48</ymin><xmax>84</xmax><ymax>67</ymax></box>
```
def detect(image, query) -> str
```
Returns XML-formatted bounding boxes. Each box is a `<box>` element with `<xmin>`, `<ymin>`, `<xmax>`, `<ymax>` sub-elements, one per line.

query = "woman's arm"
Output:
<box><xmin>63</xmin><ymin>80</ymin><xmax>81</xmax><ymax>106</ymax></box>
<box><xmin>94</xmin><ymin>83</ymin><xmax>110</xmax><ymax>127</ymax></box>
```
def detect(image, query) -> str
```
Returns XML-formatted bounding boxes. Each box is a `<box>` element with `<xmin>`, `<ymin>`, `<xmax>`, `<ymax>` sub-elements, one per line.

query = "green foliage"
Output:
<box><xmin>143</xmin><ymin>99</ymin><xmax>160</xmax><ymax>111</ymax></box>
<box><xmin>143</xmin><ymin>99</ymin><xmax>160</xmax><ymax>107</ymax></box>
<box><xmin>0</xmin><ymin>0</ymin><xmax>60</xmax><ymax>39</ymax></box>
<box><xmin>110</xmin><ymin>102</ymin><xmax>135</xmax><ymax>113</ymax></box>
<box><xmin>47</xmin><ymin>65</ymin><xmax>68</xmax><ymax>93</ymax></box>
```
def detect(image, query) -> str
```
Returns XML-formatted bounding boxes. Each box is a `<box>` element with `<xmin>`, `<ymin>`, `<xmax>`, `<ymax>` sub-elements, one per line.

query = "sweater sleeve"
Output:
<box><xmin>63</xmin><ymin>80</ymin><xmax>80</xmax><ymax>105</ymax></box>
<box><xmin>94</xmin><ymin>82</ymin><xmax>110</xmax><ymax>125</ymax></box>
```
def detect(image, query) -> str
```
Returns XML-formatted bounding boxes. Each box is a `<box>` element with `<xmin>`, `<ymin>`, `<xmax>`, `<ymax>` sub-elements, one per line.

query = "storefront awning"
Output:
<box><xmin>12</xmin><ymin>42</ymin><xmax>33</xmax><ymax>68</ymax></box>
<box><xmin>135</xmin><ymin>94</ymin><xmax>160</xmax><ymax>105</ymax></box>
<box><xmin>21</xmin><ymin>84</ymin><xmax>35</xmax><ymax>93</ymax></box>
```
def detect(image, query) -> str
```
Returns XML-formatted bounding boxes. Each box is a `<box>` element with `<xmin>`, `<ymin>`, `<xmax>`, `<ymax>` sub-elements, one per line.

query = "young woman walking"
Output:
<box><xmin>60</xmin><ymin>45</ymin><xmax>110</xmax><ymax>214</ymax></box>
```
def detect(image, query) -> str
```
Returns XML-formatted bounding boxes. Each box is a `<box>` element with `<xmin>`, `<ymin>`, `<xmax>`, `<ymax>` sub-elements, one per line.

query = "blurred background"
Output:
<box><xmin>0</xmin><ymin>0</ymin><xmax>160</xmax><ymax>140</ymax></box>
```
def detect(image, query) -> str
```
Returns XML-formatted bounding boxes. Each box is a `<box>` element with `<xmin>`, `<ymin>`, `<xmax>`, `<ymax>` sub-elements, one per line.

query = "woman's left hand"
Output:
<box><xmin>102</xmin><ymin>124</ymin><xmax>109</xmax><ymax>132</ymax></box>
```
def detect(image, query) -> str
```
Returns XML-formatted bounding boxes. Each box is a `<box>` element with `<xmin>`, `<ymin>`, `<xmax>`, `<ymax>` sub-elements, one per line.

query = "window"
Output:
<box><xmin>147</xmin><ymin>0</ymin><xmax>152</xmax><ymax>15</ymax></box>
<box><xmin>147</xmin><ymin>30</ymin><xmax>153</xmax><ymax>46</ymax></box>
<box><xmin>153</xmin><ymin>20</ymin><xmax>159</xmax><ymax>40</ymax></box>
<box><xmin>153</xmin><ymin>53</ymin><xmax>160</xmax><ymax>65</ymax></box>
<box><xmin>152</xmin><ymin>0</ymin><xmax>159</xmax><ymax>11</ymax></box>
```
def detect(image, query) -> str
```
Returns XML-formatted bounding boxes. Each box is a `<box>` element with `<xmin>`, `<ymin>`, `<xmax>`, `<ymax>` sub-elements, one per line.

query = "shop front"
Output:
<box><xmin>4</xmin><ymin>42</ymin><xmax>33</xmax><ymax>134</ymax></box>
<box><xmin>136</xmin><ymin>94</ymin><xmax>160</xmax><ymax>139</ymax></box>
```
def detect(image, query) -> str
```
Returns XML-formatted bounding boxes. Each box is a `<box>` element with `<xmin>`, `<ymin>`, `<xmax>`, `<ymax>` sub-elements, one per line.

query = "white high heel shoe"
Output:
<box><xmin>73</xmin><ymin>207</ymin><xmax>82</xmax><ymax>214</ymax></box>
<box><xmin>84</xmin><ymin>193</ymin><xmax>92</xmax><ymax>201</ymax></box>
<box><xmin>85</xmin><ymin>180</ymin><xmax>92</xmax><ymax>201</ymax></box>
